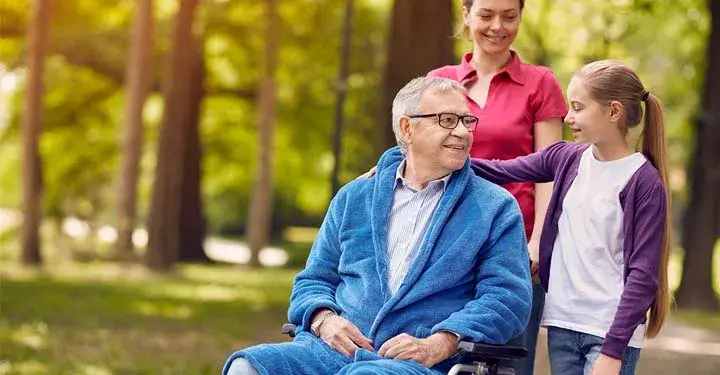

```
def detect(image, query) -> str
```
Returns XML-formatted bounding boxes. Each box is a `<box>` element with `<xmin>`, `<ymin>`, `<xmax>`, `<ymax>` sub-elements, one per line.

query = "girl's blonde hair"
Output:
<box><xmin>458</xmin><ymin>0</ymin><xmax>525</xmax><ymax>40</ymax></box>
<box><xmin>576</xmin><ymin>60</ymin><xmax>671</xmax><ymax>338</ymax></box>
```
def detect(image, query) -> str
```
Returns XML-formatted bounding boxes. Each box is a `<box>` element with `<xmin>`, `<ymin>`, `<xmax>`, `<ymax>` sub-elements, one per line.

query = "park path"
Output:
<box><xmin>532</xmin><ymin>320</ymin><xmax>720</xmax><ymax>374</ymax></box>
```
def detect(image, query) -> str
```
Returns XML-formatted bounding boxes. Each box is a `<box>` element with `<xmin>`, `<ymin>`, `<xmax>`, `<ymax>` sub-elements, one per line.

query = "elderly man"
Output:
<box><xmin>223</xmin><ymin>77</ymin><xmax>532</xmax><ymax>375</ymax></box>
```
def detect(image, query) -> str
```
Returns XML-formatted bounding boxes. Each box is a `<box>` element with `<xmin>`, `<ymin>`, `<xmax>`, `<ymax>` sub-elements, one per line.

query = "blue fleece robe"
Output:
<box><xmin>222</xmin><ymin>148</ymin><xmax>532</xmax><ymax>375</ymax></box>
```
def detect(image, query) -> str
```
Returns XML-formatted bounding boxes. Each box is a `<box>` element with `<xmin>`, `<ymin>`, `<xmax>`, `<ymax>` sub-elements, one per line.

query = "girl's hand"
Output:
<box><xmin>589</xmin><ymin>353</ymin><xmax>622</xmax><ymax>375</ymax></box>
<box><xmin>527</xmin><ymin>239</ymin><xmax>541</xmax><ymax>284</ymax></box>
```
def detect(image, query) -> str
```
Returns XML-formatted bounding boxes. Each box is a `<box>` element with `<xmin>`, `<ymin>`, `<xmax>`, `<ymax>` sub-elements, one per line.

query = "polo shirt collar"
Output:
<box><xmin>457</xmin><ymin>50</ymin><xmax>526</xmax><ymax>85</ymax></box>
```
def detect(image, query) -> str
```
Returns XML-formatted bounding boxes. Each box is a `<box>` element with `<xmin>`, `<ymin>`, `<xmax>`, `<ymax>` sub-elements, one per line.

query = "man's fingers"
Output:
<box><xmin>379</xmin><ymin>334</ymin><xmax>414</xmax><ymax>357</ymax></box>
<box><xmin>378</xmin><ymin>335</ymin><xmax>402</xmax><ymax>356</ymax></box>
<box><xmin>328</xmin><ymin>337</ymin><xmax>352</xmax><ymax>357</ymax></box>
<box><xmin>347</xmin><ymin>327</ymin><xmax>373</xmax><ymax>351</ymax></box>
<box><xmin>349</xmin><ymin>335</ymin><xmax>374</xmax><ymax>351</ymax></box>
<box><xmin>329</xmin><ymin>336</ymin><xmax>358</xmax><ymax>357</ymax></box>
<box><xmin>341</xmin><ymin>336</ymin><xmax>362</xmax><ymax>356</ymax></box>
<box><xmin>383</xmin><ymin>342</ymin><xmax>409</xmax><ymax>359</ymax></box>
<box><xmin>381</xmin><ymin>337</ymin><xmax>414</xmax><ymax>358</ymax></box>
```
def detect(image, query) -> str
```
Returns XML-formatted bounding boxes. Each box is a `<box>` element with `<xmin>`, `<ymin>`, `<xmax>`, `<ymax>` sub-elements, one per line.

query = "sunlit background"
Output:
<box><xmin>0</xmin><ymin>0</ymin><xmax>719</xmax><ymax>374</ymax></box>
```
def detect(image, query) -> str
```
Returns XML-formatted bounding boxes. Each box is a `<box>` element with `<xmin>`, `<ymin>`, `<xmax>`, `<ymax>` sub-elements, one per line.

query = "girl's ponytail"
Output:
<box><xmin>641</xmin><ymin>92</ymin><xmax>671</xmax><ymax>338</ymax></box>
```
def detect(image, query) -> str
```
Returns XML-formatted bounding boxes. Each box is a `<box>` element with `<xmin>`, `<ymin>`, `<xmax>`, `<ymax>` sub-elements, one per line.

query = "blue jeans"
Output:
<box><xmin>502</xmin><ymin>283</ymin><xmax>545</xmax><ymax>375</ymax></box>
<box><xmin>547</xmin><ymin>326</ymin><xmax>641</xmax><ymax>375</ymax></box>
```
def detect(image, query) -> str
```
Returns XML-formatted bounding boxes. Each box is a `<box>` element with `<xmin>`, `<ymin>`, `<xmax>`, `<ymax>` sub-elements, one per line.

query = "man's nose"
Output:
<box><xmin>451</xmin><ymin>123</ymin><xmax>470</xmax><ymax>137</ymax></box>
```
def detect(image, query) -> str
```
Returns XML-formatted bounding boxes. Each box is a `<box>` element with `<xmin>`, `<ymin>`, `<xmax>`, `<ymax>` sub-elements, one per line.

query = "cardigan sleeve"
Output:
<box><xmin>430</xmin><ymin>199</ymin><xmax>532</xmax><ymax>344</ymax></box>
<box><xmin>287</xmin><ymin>192</ymin><xmax>345</xmax><ymax>332</ymax></box>
<box><xmin>469</xmin><ymin>141</ymin><xmax>570</xmax><ymax>185</ymax></box>
<box><xmin>602</xmin><ymin>179</ymin><xmax>666</xmax><ymax>358</ymax></box>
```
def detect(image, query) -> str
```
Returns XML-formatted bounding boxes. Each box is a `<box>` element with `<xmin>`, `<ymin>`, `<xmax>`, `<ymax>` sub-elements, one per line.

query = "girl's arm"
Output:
<box><xmin>601</xmin><ymin>180</ymin><xmax>667</xmax><ymax>359</ymax></box>
<box><xmin>470</xmin><ymin>140</ymin><xmax>569</xmax><ymax>185</ymax></box>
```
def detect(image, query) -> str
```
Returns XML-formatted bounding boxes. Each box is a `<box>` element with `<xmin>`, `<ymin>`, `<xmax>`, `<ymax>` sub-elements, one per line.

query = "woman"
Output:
<box><xmin>427</xmin><ymin>1</ymin><xmax>568</xmax><ymax>373</ymax></box>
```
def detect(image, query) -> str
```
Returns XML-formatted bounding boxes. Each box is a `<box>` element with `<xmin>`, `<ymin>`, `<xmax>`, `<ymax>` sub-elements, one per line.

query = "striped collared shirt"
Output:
<box><xmin>386</xmin><ymin>160</ymin><xmax>452</xmax><ymax>295</ymax></box>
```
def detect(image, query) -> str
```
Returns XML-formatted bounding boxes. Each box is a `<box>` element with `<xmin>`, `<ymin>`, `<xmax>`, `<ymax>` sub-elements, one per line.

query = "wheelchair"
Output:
<box><xmin>281</xmin><ymin>323</ymin><xmax>527</xmax><ymax>375</ymax></box>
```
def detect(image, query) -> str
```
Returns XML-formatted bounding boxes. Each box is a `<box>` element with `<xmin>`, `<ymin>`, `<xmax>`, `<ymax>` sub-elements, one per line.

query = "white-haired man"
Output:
<box><xmin>223</xmin><ymin>77</ymin><xmax>532</xmax><ymax>375</ymax></box>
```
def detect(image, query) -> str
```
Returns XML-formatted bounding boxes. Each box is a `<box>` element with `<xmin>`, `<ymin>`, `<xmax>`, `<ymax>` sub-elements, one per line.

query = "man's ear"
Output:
<box><xmin>399</xmin><ymin>116</ymin><xmax>413</xmax><ymax>145</ymax></box>
<box><xmin>608</xmin><ymin>101</ymin><xmax>623</xmax><ymax>123</ymax></box>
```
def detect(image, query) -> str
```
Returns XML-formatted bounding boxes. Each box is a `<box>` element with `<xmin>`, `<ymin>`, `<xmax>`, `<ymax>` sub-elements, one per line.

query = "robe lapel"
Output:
<box><xmin>388</xmin><ymin>160</ymin><xmax>471</xmax><ymax>306</ymax></box>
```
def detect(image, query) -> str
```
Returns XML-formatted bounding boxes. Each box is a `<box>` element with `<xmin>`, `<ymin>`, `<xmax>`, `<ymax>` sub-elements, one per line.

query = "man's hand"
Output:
<box><xmin>378</xmin><ymin>332</ymin><xmax>458</xmax><ymax>368</ymax></box>
<box><xmin>589</xmin><ymin>353</ymin><xmax>622</xmax><ymax>375</ymax></box>
<box><xmin>315</xmin><ymin>313</ymin><xmax>374</xmax><ymax>357</ymax></box>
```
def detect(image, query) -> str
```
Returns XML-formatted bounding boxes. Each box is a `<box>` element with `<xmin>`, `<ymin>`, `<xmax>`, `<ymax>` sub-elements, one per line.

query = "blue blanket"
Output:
<box><xmin>223</xmin><ymin>147</ymin><xmax>532</xmax><ymax>374</ymax></box>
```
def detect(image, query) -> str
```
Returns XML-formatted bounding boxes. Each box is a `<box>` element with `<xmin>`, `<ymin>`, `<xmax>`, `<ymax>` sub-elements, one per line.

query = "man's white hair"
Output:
<box><xmin>391</xmin><ymin>77</ymin><xmax>467</xmax><ymax>154</ymax></box>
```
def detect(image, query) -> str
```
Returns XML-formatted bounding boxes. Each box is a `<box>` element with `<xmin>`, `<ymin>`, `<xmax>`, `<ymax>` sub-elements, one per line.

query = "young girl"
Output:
<box><xmin>470</xmin><ymin>60</ymin><xmax>670</xmax><ymax>375</ymax></box>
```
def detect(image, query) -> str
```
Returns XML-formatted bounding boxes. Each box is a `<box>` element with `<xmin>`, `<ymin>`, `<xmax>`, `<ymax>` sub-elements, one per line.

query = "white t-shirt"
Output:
<box><xmin>541</xmin><ymin>146</ymin><xmax>647</xmax><ymax>348</ymax></box>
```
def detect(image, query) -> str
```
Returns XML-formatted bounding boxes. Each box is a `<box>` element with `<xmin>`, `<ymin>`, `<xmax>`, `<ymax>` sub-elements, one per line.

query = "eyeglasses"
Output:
<box><xmin>408</xmin><ymin>112</ymin><xmax>479</xmax><ymax>132</ymax></box>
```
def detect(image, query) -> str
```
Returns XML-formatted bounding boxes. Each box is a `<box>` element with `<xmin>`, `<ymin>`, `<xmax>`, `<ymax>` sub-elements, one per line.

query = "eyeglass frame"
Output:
<box><xmin>406</xmin><ymin>112</ymin><xmax>479</xmax><ymax>132</ymax></box>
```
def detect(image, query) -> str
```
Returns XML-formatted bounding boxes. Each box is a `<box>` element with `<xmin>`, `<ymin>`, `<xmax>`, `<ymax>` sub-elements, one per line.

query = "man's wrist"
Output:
<box><xmin>427</xmin><ymin>331</ymin><xmax>458</xmax><ymax>362</ymax></box>
<box><xmin>310</xmin><ymin>309</ymin><xmax>336</xmax><ymax>336</ymax></box>
<box><xmin>311</xmin><ymin>308</ymin><xmax>334</xmax><ymax>324</ymax></box>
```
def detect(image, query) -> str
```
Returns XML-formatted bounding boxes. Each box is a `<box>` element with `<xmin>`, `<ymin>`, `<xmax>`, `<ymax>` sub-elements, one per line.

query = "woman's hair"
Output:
<box><xmin>576</xmin><ymin>60</ymin><xmax>671</xmax><ymax>338</ymax></box>
<box><xmin>458</xmin><ymin>0</ymin><xmax>525</xmax><ymax>40</ymax></box>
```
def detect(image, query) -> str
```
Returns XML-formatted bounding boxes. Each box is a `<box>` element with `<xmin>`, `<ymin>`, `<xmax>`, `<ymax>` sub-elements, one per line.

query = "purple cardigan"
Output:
<box><xmin>471</xmin><ymin>141</ymin><xmax>667</xmax><ymax>359</ymax></box>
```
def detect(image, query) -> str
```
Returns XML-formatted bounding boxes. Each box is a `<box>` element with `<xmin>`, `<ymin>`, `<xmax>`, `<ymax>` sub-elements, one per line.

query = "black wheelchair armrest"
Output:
<box><xmin>282</xmin><ymin>323</ymin><xmax>297</xmax><ymax>338</ymax></box>
<box><xmin>457</xmin><ymin>340</ymin><xmax>527</xmax><ymax>361</ymax></box>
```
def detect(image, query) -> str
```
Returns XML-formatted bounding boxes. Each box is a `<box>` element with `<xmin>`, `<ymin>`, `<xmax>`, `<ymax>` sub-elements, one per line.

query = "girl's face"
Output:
<box><xmin>463</xmin><ymin>0</ymin><xmax>521</xmax><ymax>55</ymax></box>
<box><xmin>565</xmin><ymin>77</ymin><xmax>622</xmax><ymax>144</ymax></box>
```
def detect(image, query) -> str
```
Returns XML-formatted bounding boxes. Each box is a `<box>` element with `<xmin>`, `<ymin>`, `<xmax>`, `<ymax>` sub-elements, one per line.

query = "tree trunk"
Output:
<box><xmin>675</xmin><ymin>0</ymin><xmax>720</xmax><ymax>311</ymax></box>
<box><xmin>20</xmin><ymin>0</ymin><xmax>52</xmax><ymax>266</ymax></box>
<box><xmin>246</xmin><ymin>0</ymin><xmax>279</xmax><ymax>268</ymax></box>
<box><xmin>178</xmin><ymin>36</ymin><xmax>210</xmax><ymax>263</ymax></box>
<box><xmin>146</xmin><ymin>0</ymin><xmax>200</xmax><ymax>271</ymax></box>
<box><xmin>114</xmin><ymin>0</ymin><xmax>154</xmax><ymax>260</ymax></box>
<box><xmin>330</xmin><ymin>0</ymin><xmax>354</xmax><ymax>198</ymax></box>
<box><xmin>379</xmin><ymin>0</ymin><xmax>455</xmax><ymax>152</ymax></box>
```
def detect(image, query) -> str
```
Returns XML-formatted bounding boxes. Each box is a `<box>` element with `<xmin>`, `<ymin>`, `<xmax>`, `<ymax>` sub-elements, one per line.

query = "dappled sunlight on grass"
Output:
<box><xmin>145</xmin><ymin>282</ymin><xmax>241</xmax><ymax>302</ymax></box>
<box><xmin>9</xmin><ymin>322</ymin><xmax>48</xmax><ymax>351</ymax></box>
<box><xmin>0</xmin><ymin>262</ymin><xmax>295</xmax><ymax>374</ymax></box>
<box><xmin>75</xmin><ymin>364</ymin><xmax>113</xmax><ymax>375</ymax></box>
<box><xmin>0</xmin><ymin>360</ymin><xmax>48</xmax><ymax>375</ymax></box>
<box><xmin>133</xmin><ymin>301</ymin><xmax>194</xmax><ymax>320</ymax></box>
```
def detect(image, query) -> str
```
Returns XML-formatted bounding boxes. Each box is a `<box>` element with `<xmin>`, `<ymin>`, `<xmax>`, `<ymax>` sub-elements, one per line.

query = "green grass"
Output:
<box><xmin>673</xmin><ymin>310</ymin><xmax>720</xmax><ymax>332</ymax></box>
<box><xmin>0</xmin><ymin>241</ymin><xmax>717</xmax><ymax>374</ymax></box>
<box><xmin>0</xmin><ymin>263</ymin><xmax>297</xmax><ymax>375</ymax></box>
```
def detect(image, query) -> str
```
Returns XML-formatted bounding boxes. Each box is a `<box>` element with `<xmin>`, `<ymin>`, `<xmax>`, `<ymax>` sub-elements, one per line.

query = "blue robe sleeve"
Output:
<box><xmin>470</xmin><ymin>140</ymin><xmax>570</xmax><ymax>184</ymax></box>
<box><xmin>287</xmin><ymin>192</ymin><xmax>345</xmax><ymax>332</ymax></box>
<box><xmin>431</xmin><ymin>200</ymin><xmax>532</xmax><ymax>344</ymax></box>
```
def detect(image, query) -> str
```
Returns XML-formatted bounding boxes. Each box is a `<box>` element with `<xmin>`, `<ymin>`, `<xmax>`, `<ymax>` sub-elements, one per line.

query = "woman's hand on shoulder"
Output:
<box><xmin>355</xmin><ymin>166</ymin><xmax>377</xmax><ymax>180</ymax></box>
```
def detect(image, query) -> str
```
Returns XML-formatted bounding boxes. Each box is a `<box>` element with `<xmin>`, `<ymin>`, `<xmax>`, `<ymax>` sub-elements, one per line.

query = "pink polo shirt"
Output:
<box><xmin>428</xmin><ymin>51</ymin><xmax>567</xmax><ymax>239</ymax></box>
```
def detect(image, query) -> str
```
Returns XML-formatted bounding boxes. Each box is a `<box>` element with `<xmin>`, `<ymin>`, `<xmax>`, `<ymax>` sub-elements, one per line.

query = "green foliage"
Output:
<box><xmin>0</xmin><ymin>0</ymin><xmax>710</xmax><ymax>236</ymax></box>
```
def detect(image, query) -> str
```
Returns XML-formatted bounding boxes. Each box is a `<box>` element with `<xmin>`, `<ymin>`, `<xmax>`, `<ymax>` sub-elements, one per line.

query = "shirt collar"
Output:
<box><xmin>395</xmin><ymin>159</ymin><xmax>452</xmax><ymax>192</ymax></box>
<box><xmin>457</xmin><ymin>50</ymin><xmax>526</xmax><ymax>85</ymax></box>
